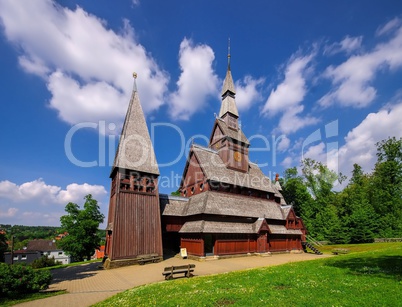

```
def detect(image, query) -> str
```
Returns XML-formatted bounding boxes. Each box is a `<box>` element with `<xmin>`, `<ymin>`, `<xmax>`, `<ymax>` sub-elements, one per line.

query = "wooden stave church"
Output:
<box><xmin>104</xmin><ymin>59</ymin><xmax>306</xmax><ymax>268</ymax></box>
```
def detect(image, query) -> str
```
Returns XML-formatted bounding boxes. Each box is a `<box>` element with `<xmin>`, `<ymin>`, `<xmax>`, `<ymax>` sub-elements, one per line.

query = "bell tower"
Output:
<box><xmin>104</xmin><ymin>73</ymin><xmax>163</xmax><ymax>268</ymax></box>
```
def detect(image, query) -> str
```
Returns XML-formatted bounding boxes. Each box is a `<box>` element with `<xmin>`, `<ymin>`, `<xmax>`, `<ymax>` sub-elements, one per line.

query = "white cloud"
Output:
<box><xmin>47</xmin><ymin>71</ymin><xmax>127</xmax><ymax>124</ymax></box>
<box><xmin>0</xmin><ymin>179</ymin><xmax>107</xmax><ymax>225</ymax></box>
<box><xmin>0</xmin><ymin>0</ymin><xmax>168</xmax><ymax>125</ymax></box>
<box><xmin>0</xmin><ymin>207</ymin><xmax>18</xmax><ymax>218</ymax></box>
<box><xmin>132</xmin><ymin>0</ymin><xmax>141</xmax><ymax>6</ymax></box>
<box><xmin>262</xmin><ymin>53</ymin><xmax>318</xmax><ymax>134</ymax></box>
<box><xmin>57</xmin><ymin>183</ymin><xmax>108</xmax><ymax>204</ymax></box>
<box><xmin>324</xmin><ymin>35</ymin><xmax>363</xmax><ymax>55</ymax></box>
<box><xmin>339</xmin><ymin>36</ymin><xmax>363</xmax><ymax>54</ymax></box>
<box><xmin>277</xmin><ymin>105</ymin><xmax>319</xmax><ymax>134</ymax></box>
<box><xmin>319</xmin><ymin>18</ymin><xmax>402</xmax><ymax>108</ymax></box>
<box><xmin>301</xmin><ymin>102</ymin><xmax>402</xmax><ymax>185</ymax></box>
<box><xmin>235</xmin><ymin>76</ymin><xmax>265</xmax><ymax>111</ymax></box>
<box><xmin>168</xmin><ymin>38</ymin><xmax>219</xmax><ymax>120</ymax></box>
<box><xmin>277</xmin><ymin>136</ymin><xmax>291</xmax><ymax>152</ymax></box>
<box><xmin>281</xmin><ymin>156</ymin><xmax>293</xmax><ymax>168</ymax></box>
<box><xmin>339</xmin><ymin>102</ymin><xmax>402</xmax><ymax>173</ymax></box>
<box><xmin>376</xmin><ymin>17</ymin><xmax>402</xmax><ymax>36</ymax></box>
<box><xmin>0</xmin><ymin>178</ymin><xmax>107</xmax><ymax>205</ymax></box>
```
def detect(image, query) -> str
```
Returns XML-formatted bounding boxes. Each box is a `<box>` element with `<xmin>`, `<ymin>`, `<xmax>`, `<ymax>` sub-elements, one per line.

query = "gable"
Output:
<box><xmin>181</xmin><ymin>150</ymin><xmax>206</xmax><ymax>189</ymax></box>
<box><xmin>286</xmin><ymin>208</ymin><xmax>296</xmax><ymax>220</ymax></box>
<box><xmin>209</xmin><ymin>122</ymin><xmax>224</xmax><ymax>148</ymax></box>
<box><xmin>256</xmin><ymin>218</ymin><xmax>270</xmax><ymax>233</ymax></box>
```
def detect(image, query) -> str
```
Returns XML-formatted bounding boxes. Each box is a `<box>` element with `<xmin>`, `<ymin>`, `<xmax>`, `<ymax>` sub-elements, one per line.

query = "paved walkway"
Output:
<box><xmin>17</xmin><ymin>253</ymin><xmax>330</xmax><ymax>307</ymax></box>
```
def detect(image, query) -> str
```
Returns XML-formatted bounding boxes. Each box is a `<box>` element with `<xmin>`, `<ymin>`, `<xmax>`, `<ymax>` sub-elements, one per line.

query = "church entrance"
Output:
<box><xmin>204</xmin><ymin>234</ymin><xmax>214</xmax><ymax>256</ymax></box>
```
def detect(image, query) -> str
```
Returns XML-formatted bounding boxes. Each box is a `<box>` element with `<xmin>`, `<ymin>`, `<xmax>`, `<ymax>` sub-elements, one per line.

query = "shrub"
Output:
<box><xmin>31</xmin><ymin>255</ymin><xmax>61</xmax><ymax>269</ymax></box>
<box><xmin>0</xmin><ymin>263</ymin><xmax>52</xmax><ymax>298</ymax></box>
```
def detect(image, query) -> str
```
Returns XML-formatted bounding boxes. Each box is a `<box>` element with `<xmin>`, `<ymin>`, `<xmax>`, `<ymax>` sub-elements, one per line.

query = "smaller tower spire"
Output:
<box><xmin>219</xmin><ymin>41</ymin><xmax>238</xmax><ymax>118</ymax></box>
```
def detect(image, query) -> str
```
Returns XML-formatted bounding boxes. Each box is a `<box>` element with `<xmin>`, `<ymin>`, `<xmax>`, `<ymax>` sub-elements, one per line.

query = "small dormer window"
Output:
<box><xmin>191</xmin><ymin>187</ymin><xmax>195</xmax><ymax>194</ymax></box>
<box><xmin>200</xmin><ymin>183</ymin><xmax>204</xmax><ymax>191</ymax></box>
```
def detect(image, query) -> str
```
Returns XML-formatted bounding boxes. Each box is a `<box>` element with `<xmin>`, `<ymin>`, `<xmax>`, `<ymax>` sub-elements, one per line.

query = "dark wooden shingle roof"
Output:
<box><xmin>192</xmin><ymin>145</ymin><xmax>274</xmax><ymax>193</ymax></box>
<box><xmin>112</xmin><ymin>81</ymin><xmax>159</xmax><ymax>176</ymax></box>
<box><xmin>162</xmin><ymin>190</ymin><xmax>286</xmax><ymax>220</ymax></box>
<box><xmin>178</xmin><ymin>220</ymin><xmax>302</xmax><ymax>235</ymax></box>
<box><xmin>214</xmin><ymin>118</ymin><xmax>249</xmax><ymax>145</ymax></box>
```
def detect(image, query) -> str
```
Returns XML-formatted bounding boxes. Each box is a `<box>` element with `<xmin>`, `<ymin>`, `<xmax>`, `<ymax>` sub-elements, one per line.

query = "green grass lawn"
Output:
<box><xmin>95</xmin><ymin>243</ymin><xmax>402</xmax><ymax>307</ymax></box>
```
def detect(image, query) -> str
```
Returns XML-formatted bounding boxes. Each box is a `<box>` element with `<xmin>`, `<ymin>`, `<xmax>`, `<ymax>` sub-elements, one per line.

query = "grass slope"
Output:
<box><xmin>95</xmin><ymin>243</ymin><xmax>402</xmax><ymax>306</ymax></box>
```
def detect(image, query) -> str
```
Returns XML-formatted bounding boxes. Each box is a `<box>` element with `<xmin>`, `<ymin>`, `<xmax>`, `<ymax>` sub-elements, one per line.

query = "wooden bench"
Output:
<box><xmin>332</xmin><ymin>248</ymin><xmax>349</xmax><ymax>255</ymax></box>
<box><xmin>162</xmin><ymin>264</ymin><xmax>195</xmax><ymax>280</ymax></box>
<box><xmin>137</xmin><ymin>254</ymin><xmax>161</xmax><ymax>265</ymax></box>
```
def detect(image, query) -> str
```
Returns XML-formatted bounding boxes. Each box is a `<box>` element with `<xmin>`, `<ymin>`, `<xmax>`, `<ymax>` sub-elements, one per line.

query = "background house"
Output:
<box><xmin>5</xmin><ymin>239</ymin><xmax>71</xmax><ymax>265</ymax></box>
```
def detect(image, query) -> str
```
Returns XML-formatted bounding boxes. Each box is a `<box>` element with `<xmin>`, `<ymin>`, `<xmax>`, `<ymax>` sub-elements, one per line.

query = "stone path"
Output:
<box><xmin>16</xmin><ymin>253</ymin><xmax>330</xmax><ymax>307</ymax></box>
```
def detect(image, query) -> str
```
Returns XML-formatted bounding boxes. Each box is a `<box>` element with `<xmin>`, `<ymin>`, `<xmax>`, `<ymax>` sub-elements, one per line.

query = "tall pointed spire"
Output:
<box><xmin>219</xmin><ymin>40</ymin><xmax>239</xmax><ymax>118</ymax></box>
<box><xmin>112</xmin><ymin>72</ymin><xmax>159</xmax><ymax>176</ymax></box>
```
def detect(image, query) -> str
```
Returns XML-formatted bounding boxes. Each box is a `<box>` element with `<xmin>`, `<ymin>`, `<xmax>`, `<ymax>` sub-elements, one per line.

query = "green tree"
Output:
<box><xmin>369</xmin><ymin>137</ymin><xmax>402</xmax><ymax>237</ymax></box>
<box><xmin>59</xmin><ymin>194</ymin><xmax>105</xmax><ymax>261</ymax></box>
<box><xmin>170</xmin><ymin>189</ymin><xmax>181</xmax><ymax>197</ymax></box>
<box><xmin>299</xmin><ymin>159</ymin><xmax>346</xmax><ymax>242</ymax></box>
<box><xmin>280</xmin><ymin>167</ymin><xmax>314</xmax><ymax>224</ymax></box>
<box><xmin>338</xmin><ymin>164</ymin><xmax>377</xmax><ymax>243</ymax></box>
<box><xmin>0</xmin><ymin>232</ymin><xmax>8</xmax><ymax>262</ymax></box>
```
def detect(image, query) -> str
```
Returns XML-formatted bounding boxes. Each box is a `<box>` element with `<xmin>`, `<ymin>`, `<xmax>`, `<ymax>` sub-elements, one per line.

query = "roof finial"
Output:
<box><xmin>132</xmin><ymin>71</ymin><xmax>138</xmax><ymax>92</ymax></box>
<box><xmin>227</xmin><ymin>37</ymin><xmax>231</xmax><ymax>70</ymax></box>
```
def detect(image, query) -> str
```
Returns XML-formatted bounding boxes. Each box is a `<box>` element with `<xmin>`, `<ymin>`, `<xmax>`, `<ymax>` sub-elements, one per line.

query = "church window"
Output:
<box><xmin>191</xmin><ymin>187</ymin><xmax>195</xmax><ymax>194</ymax></box>
<box><xmin>200</xmin><ymin>183</ymin><xmax>204</xmax><ymax>191</ymax></box>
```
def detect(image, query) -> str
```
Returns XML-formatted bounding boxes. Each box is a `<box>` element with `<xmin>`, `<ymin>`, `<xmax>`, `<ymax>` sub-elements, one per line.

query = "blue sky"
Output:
<box><xmin>1</xmin><ymin>0</ymin><xmax>402</xmax><ymax>227</ymax></box>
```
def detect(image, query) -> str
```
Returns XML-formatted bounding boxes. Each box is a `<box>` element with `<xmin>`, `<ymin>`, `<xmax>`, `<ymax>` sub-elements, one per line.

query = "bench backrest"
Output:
<box><xmin>163</xmin><ymin>264</ymin><xmax>195</xmax><ymax>272</ymax></box>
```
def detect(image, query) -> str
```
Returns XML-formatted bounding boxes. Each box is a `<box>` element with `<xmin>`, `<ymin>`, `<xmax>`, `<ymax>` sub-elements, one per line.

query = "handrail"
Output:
<box><xmin>306</xmin><ymin>235</ymin><xmax>323</xmax><ymax>246</ymax></box>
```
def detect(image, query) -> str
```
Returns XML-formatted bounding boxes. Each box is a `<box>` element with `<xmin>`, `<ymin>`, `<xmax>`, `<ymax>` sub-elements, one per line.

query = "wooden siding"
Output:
<box><xmin>111</xmin><ymin>191</ymin><xmax>163</xmax><ymax>260</ymax></box>
<box><xmin>269</xmin><ymin>236</ymin><xmax>288</xmax><ymax>251</ymax></box>
<box><xmin>163</xmin><ymin>216</ymin><xmax>183</xmax><ymax>232</ymax></box>
<box><xmin>215</xmin><ymin>239</ymin><xmax>257</xmax><ymax>255</ymax></box>
<box><xmin>269</xmin><ymin>234</ymin><xmax>302</xmax><ymax>251</ymax></box>
<box><xmin>181</xmin><ymin>153</ymin><xmax>206</xmax><ymax>197</ymax></box>
<box><xmin>181</xmin><ymin>237</ymin><xmax>203</xmax><ymax>257</ymax></box>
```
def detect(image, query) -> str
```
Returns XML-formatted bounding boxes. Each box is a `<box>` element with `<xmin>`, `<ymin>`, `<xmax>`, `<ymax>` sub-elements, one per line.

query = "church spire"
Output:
<box><xmin>111</xmin><ymin>72</ymin><xmax>159</xmax><ymax>176</ymax></box>
<box><xmin>219</xmin><ymin>41</ymin><xmax>239</xmax><ymax>119</ymax></box>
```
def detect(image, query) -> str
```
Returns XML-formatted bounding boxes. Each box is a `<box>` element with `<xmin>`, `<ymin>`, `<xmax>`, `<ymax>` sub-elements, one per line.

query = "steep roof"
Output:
<box><xmin>267</xmin><ymin>224</ymin><xmax>303</xmax><ymax>235</ymax></box>
<box><xmin>219</xmin><ymin>63</ymin><xmax>239</xmax><ymax>118</ymax></box>
<box><xmin>178</xmin><ymin>220</ymin><xmax>302</xmax><ymax>235</ymax></box>
<box><xmin>221</xmin><ymin>65</ymin><xmax>236</xmax><ymax>97</ymax></box>
<box><xmin>180</xmin><ymin>220</ymin><xmax>257</xmax><ymax>234</ymax></box>
<box><xmin>191</xmin><ymin>145</ymin><xmax>273</xmax><ymax>192</ymax></box>
<box><xmin>162</xmin><ymin>190</ymin><xmax>286</xmax><ymax>220</ymax></box>
<box><xmin>213</xmin><ymin>118</ymin><xmax>249</xmax><ymax>145</ymax></box>
<box><xmin>111</xmin><ymin>76</ymin><xmax>159</xmax><ymax>176</ymax></box>
<box><xmin>159</xmin><ymin>194</ymin><xmax>189</xmax><ymax>216</ymax></box>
